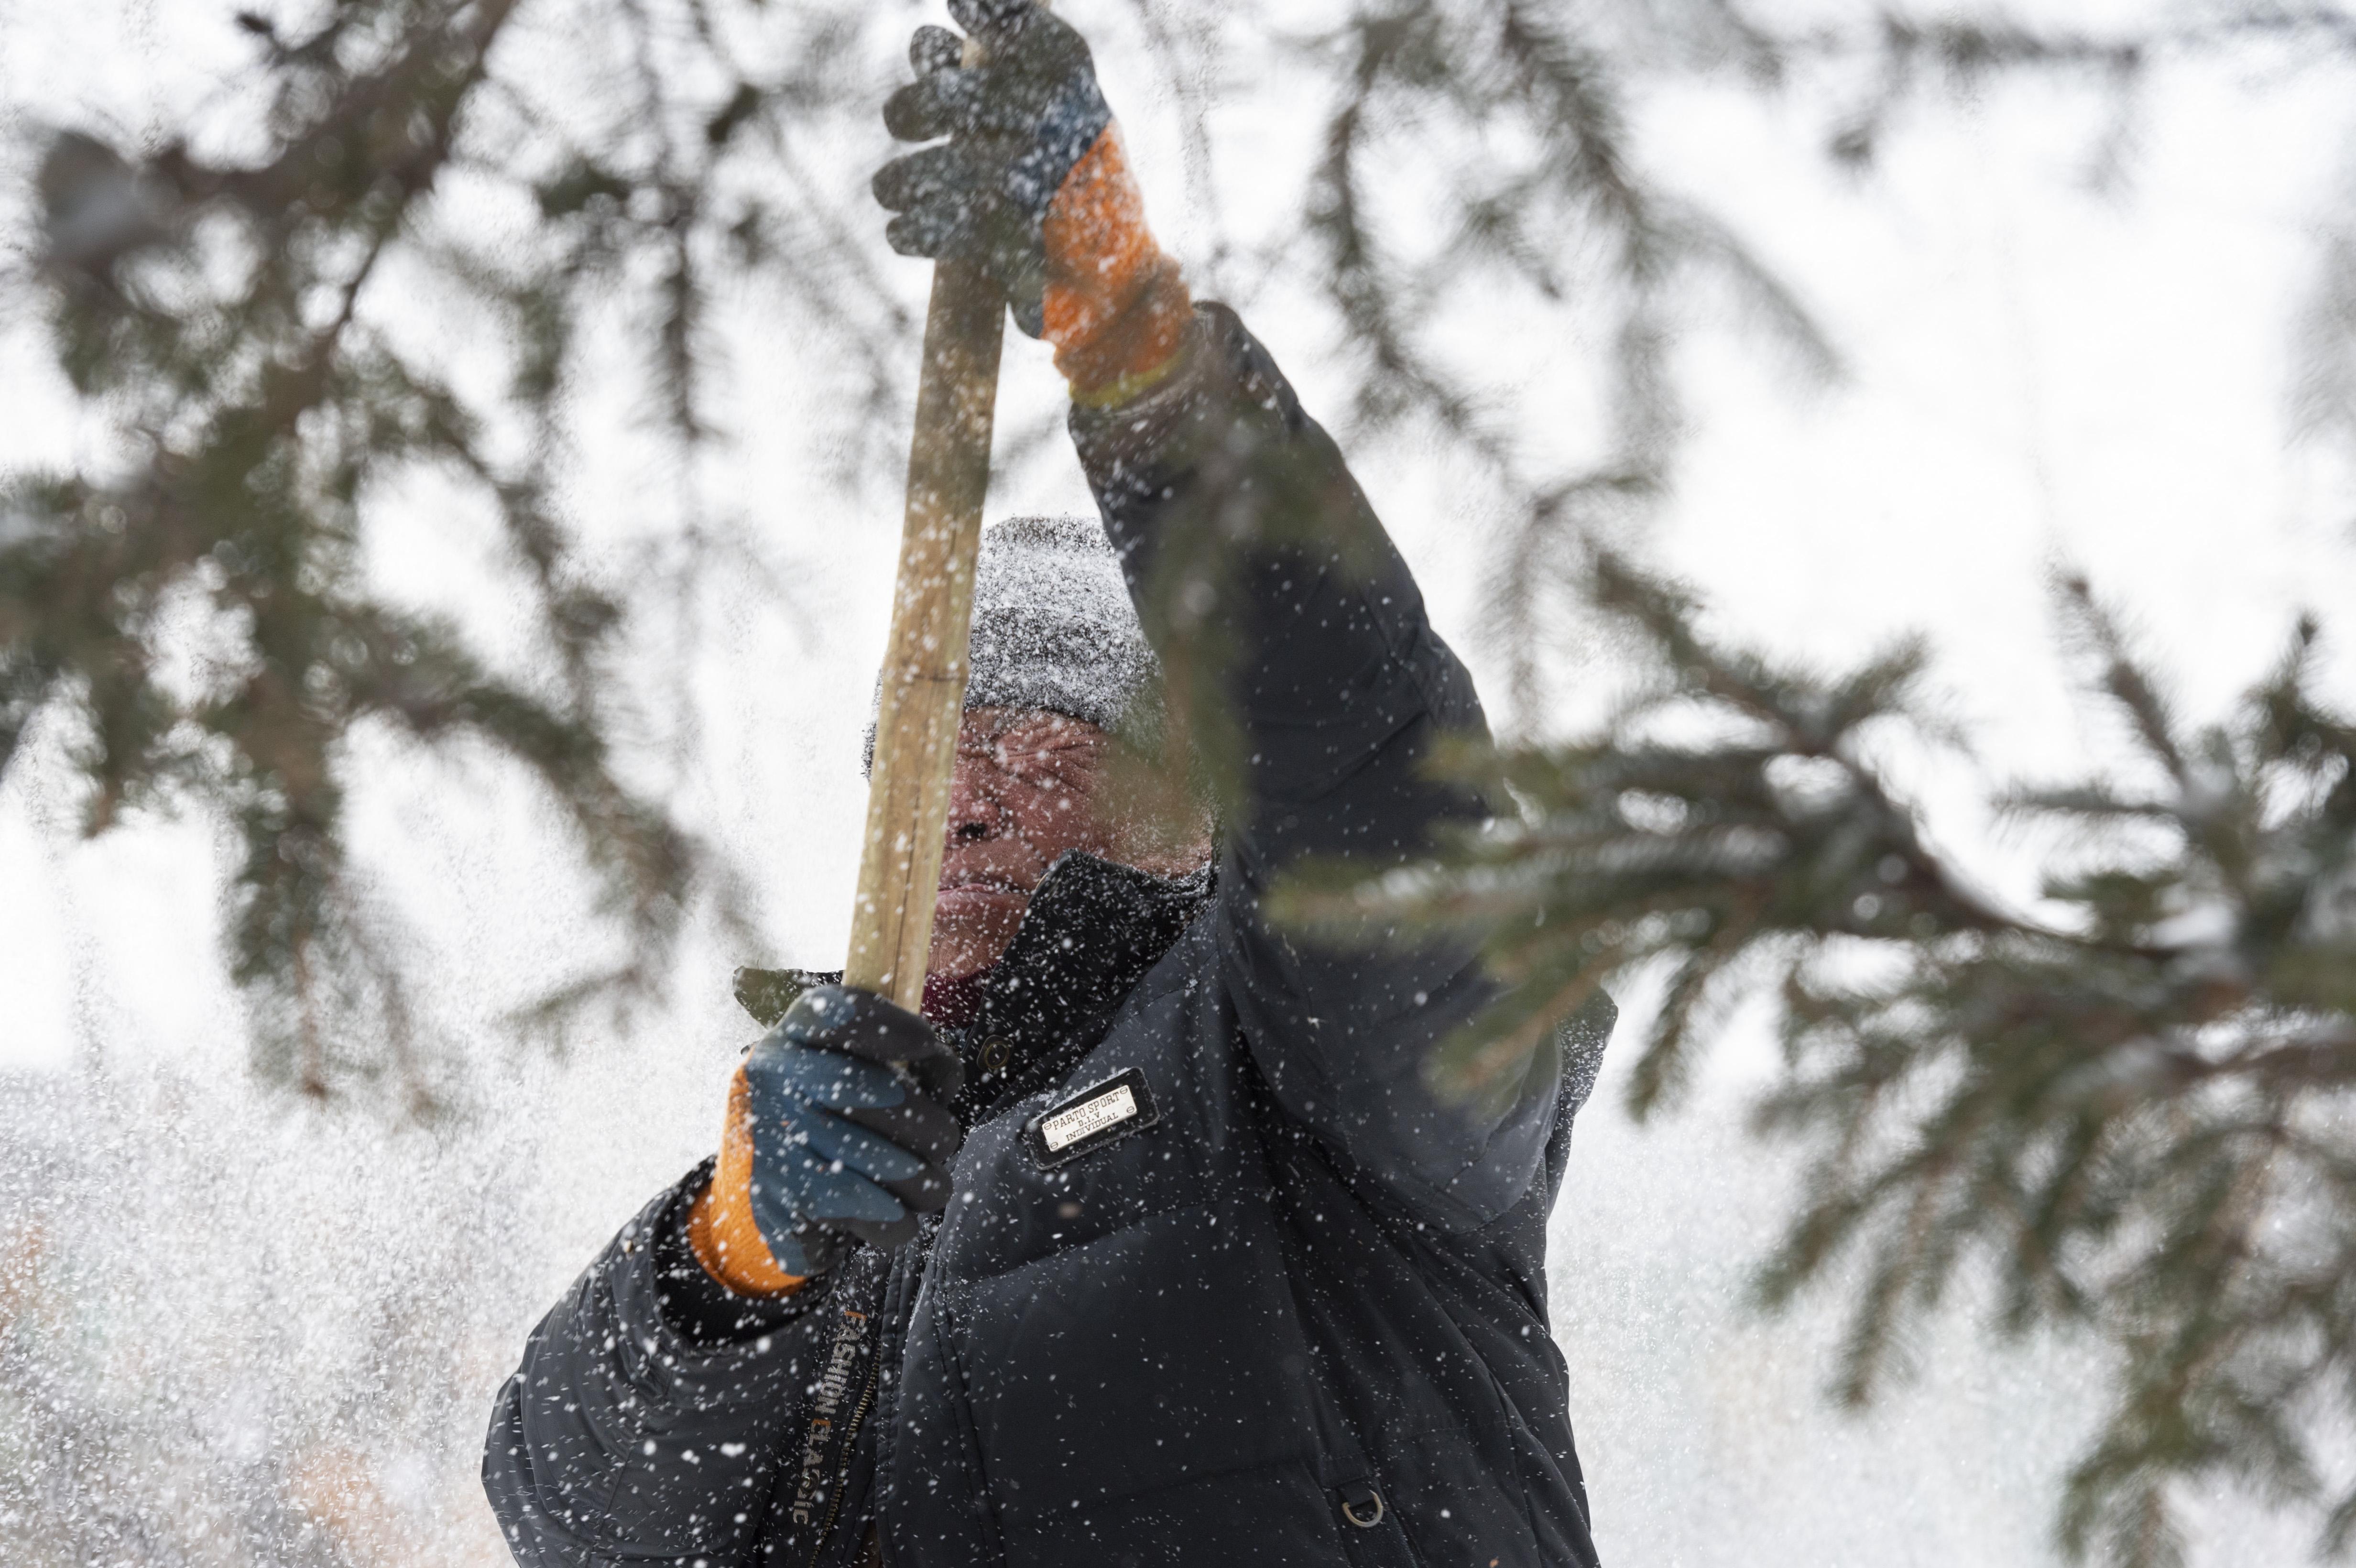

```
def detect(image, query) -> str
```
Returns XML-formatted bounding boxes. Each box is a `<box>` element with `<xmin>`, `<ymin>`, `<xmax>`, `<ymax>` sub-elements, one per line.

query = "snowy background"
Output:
<box><xmin>4</xmin><ymin>0</ymin><xmax>2356</xmax><ymax>1563</ymax></box>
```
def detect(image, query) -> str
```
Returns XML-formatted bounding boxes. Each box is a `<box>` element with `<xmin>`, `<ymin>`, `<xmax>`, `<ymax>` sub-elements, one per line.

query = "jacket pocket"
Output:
<box><xmin>1331</xmin><ymin>1475</ymin><xmax>1421</xmax><ymax>1568</ymax></box>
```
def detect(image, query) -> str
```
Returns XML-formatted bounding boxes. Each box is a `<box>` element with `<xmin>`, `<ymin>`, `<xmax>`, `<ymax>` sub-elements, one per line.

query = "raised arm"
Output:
<box><xmin>1071</xmin><ymin>305</ymin><xmax>1569</xmax><ymax>1230</ymax></box>
<box><xmin>870</xmin><ymin>0</ymin><xmax>1587</xmax><ymax>1227</ymax></box>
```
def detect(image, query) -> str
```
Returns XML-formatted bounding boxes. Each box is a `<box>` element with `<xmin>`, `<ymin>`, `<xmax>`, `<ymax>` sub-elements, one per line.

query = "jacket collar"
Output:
<box><xmin>950</xmin><ymin>851</ymin><xmax>1211</xmax><ymax>1123</ymax></box>
<box><xmin>729</xmin><ymin>851</ymin><xmax>1211</xmax><ymax>1127</ymax></box>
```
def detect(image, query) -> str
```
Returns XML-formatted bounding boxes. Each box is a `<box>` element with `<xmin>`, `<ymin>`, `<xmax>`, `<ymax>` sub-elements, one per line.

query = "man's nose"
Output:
<box><xmin>946</xmin><ymin>758</ymin><xmax>1000</xmax><ymax>843</ymax></box>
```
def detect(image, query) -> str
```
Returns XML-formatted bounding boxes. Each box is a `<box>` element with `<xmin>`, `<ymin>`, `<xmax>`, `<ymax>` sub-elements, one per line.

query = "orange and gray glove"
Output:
<box><xmin>873</xmin><ymin>0</ymin><xmax>1192</xmax><ymax>405</ymax></box>
<box><xmin>687</xmin><ymin>985</ymin><xmax>963</xmax><ymax>1295</ymax></box>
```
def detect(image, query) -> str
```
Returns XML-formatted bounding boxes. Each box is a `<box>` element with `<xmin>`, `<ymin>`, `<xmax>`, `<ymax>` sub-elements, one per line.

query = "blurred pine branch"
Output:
<box><xmin>1</xmin><ymin>0</ymin><xmax>919</xmax><ymax>1105</ymax></box>
<box><xmin>1276</xmin><ymin>551</ymin><xmax>2356</xmax><ymax>1565</ymax></box>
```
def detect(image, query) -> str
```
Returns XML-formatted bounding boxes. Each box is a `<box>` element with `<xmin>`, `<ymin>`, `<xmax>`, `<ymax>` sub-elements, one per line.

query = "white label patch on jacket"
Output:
<box><xmin>1023</xmin><ymin>1067</ymin><xmax>1159</xmax><ymax>1169</ymax></box>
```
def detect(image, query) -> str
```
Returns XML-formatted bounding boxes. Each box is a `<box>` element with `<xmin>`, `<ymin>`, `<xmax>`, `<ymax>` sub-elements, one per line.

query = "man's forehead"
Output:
<box><xmin>963</xmin><ymin>706</ymin><xmax>1104</xmax><ymax>740</ymax></box>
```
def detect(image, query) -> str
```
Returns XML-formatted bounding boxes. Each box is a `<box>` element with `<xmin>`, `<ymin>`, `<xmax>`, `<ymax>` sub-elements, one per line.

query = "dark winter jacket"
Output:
<box><xmin>482</xmin><ymin>303</ymin><xmax>1616</xmax><ymax>1568</ymax></box>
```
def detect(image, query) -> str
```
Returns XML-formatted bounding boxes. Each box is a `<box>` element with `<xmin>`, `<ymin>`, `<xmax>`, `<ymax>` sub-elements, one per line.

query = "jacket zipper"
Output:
<box><xmin>801</xmin><ymin>1241</ymin><xmax>919</xmax><ymax>1568</ymax></box>
<box><xmin>800</xmin><ymin>1350</ymin><xmax>884</xmax><ymax>1568</ymax></box>
<box><xmin>800</xmin><ymin>1195</ymin><xmax>934</xmax><ymax>1567</ymax></box>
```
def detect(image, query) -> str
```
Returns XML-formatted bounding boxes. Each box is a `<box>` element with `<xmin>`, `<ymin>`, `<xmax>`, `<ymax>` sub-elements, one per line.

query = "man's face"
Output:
<box><xmin>929</xmin><ymin>707</ymin><xmax>1123</xmax><ymax>980</ymax></box>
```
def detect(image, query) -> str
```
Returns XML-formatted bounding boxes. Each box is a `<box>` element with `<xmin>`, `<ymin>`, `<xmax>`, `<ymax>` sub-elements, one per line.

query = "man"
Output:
<box><xmin>482</xmin><ymin>3</ymin><xmax>1613</xmax><ymax>1564</ymax></box>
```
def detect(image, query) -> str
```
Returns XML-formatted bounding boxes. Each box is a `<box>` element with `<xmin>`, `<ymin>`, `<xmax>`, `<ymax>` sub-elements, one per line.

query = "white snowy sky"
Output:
<box><xmin>2</xmin><ymin>2</ymin><xmax>2354</xmax><ymax>1564</ymax></box>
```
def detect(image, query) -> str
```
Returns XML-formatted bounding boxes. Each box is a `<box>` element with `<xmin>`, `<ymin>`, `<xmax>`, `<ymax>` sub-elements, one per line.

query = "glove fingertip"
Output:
<box><xmin>910</xmin><ymin>24</ymin><xmax>963</xmax><ymax>75</ymax></box>
<box><xmin>944</xmin><ymin>0</ymin><xmax>994</xmax><ymax>37</ymax></box>
<box><xmin>882</xmin><ymin>85</ymin><xmax>931</xmax><ymax>143</ymax></box>
<box><xmin>951</xmin><ymin>0</ymin><xmax>1035</xmax><ymax>37</ymax></box>
<box><xmin>884</xmin><ymin>212</ymin><xmax>934</xmax><ymax>258</ymax></box>
<box><xmin>885</xmin><ymin>75</ymin><xmax>973</xmax><ymax>143</ymax></box>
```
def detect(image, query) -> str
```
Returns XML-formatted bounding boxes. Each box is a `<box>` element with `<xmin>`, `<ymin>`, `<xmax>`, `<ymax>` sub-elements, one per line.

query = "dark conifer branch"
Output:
<box><xmin>1278</xmin><ymin>548</ymin><xmax>2356</xmax><ymax>1564</ymax></box>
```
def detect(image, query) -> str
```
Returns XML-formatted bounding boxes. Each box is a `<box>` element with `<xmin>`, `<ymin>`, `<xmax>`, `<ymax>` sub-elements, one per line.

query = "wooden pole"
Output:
<box><xmin>843</xmin><ymin>256</ymin><xmax>1005</xmax><ymax>1008</ymax></box>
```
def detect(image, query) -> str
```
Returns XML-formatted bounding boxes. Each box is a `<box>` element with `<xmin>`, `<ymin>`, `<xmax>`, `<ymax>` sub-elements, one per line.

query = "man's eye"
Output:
<box><xmin>998</xmin><ymin>731</ymin><xmax>1079</xmax><ymax>760</ymax></box>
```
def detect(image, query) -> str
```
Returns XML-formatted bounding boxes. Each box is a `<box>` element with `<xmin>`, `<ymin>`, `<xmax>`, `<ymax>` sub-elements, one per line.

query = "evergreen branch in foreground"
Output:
<box><xmin>6</xmin><ymin>0</ymin><xmax>705</xmax><ymax>1105</ymax></box>
<box><xmin>1275</xmin><ymin>551</ymin><xmax>2356</xmax><ymax>1566</ymax></box>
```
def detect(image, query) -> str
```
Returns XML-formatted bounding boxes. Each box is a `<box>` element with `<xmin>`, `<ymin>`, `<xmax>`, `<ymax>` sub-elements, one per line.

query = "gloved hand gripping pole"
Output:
<box><xmin>844</xmin><ymin>255</ymin><xmax>1004</xmax><ymax>1004</ymax></box>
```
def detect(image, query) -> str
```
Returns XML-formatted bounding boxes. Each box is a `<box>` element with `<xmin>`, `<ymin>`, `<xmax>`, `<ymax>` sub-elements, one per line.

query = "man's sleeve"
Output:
<box><xmin>481</xmin><ymin>1164</ymin><xmax>808</xmax><ymax>1567</ymax></box>
<box><xmin>1071</xmin><ymin>302</ymin><xmax>1599</xmax><ymax>1231</ymax></box>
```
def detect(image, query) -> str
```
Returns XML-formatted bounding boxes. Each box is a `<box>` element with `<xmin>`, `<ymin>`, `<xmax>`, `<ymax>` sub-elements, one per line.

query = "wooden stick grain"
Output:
<box><xmin>843</xmin><ymin>257</ymin><xmax>1005</xmax><ymax>1008</ymax></box>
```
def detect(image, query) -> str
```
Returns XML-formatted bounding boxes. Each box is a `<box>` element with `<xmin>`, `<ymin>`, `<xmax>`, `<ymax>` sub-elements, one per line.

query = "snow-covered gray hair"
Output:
<box><xmin>963</xmin><ymin>514</ymin><xmax>1156</xmax><ymax>730</ymax></box>
<box><xmin>866</xmin><ymin>515</ymin><xmax>1158</xmax><ymax>768</ymax></box>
